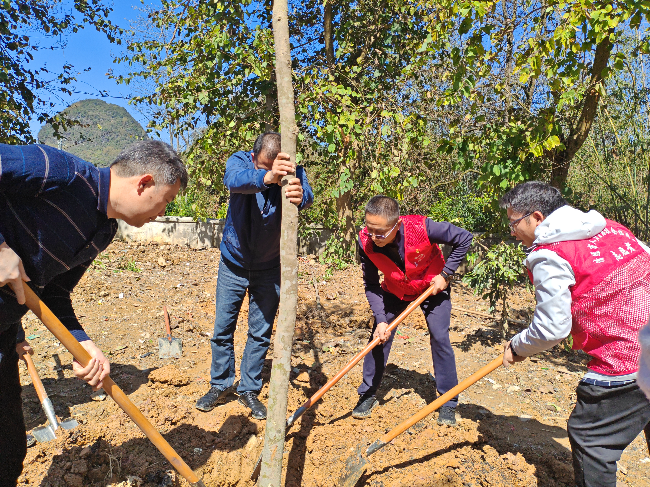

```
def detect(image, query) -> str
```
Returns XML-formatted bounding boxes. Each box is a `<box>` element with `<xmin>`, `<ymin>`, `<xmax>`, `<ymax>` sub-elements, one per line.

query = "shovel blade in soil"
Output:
<box><xmin>59</xmin><ymin>418</ymin><xmax>79</xmax><ymax>430</ymax></box>
<box><xmin>31</xmin><ymin>424</ymin><xmax>56</xmax><ymax>443</ymax></box>
<box><xmin>158</xmin><ymin>337</ymin><xmax>182</xmax><ymax>359</ymax></box>
<box><xmin>338</xmin><ymin>444</ymin><xmax>369</xmax><ymax>487</ymax></box>
<box><xmin>251</xmin><ymin>452</ymin><xmax>262</xmax><ymax>480</ymax></box>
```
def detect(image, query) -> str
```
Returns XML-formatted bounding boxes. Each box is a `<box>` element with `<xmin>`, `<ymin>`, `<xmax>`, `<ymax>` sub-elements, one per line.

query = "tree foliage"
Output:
<box><xmin>463</xmin><ymin>242</ymin><xmax>529</xmax><ymax>337</ymax></box>
<box><xmin>429</xmin><ymin>0</ymin><xmax>650</xmax><ymax>195</ymax></box>
<box><xmin>0</xmin><ymin>0</ymin><xmax>120</xmax><ymax>143</ymax></box>
<box><xmin>114</xmin><ymin>0</ymin><xmax>650</xmax><ymax>242</ymax></box>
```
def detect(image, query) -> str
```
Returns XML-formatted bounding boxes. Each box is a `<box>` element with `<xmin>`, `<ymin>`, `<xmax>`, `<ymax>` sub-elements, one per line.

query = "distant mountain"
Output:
<box><xmin>38</xmin><ymin>99</ymin><xmax>148</xmax><ymax>167</ymax></box>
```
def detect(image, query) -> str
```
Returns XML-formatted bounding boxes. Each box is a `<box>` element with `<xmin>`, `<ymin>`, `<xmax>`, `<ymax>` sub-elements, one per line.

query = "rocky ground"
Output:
<box><xmin>17</xmin><ymin>241</ymin><xmax>650</xmax><ymax>487</ymax></box>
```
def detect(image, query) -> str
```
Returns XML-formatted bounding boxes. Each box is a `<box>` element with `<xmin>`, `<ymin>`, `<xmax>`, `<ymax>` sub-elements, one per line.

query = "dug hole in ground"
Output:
<box><xmin>18</xmin><ymin>242</ymin><xmax>650</xmax><ymax>487</ymax></box>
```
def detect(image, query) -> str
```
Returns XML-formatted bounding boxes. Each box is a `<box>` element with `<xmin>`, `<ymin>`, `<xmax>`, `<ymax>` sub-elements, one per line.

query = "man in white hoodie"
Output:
<box><xmin>499</xmin><ymin>181</ymin><xmax>650</xmax><ymax>487</ymax></box>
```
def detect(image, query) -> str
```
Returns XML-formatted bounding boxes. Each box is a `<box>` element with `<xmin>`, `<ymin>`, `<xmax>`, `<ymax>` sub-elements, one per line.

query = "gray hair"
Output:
<box><xmin>253</xmin><ymin>132</ymin><xmax>281</xmax><ymax>160</ymax></box>
<box><xmin>499</xmin><ymin>181</ymin><xmax>567</xmax><ymax>217</ymax></box>
<box><xmin>365</xmin><ymin>195</ymin><xmax>400</xmax><ymax>225</ymax></box>
<box><xmin>110</xmin><ymin>140</ymin><xmax>188</xmax><ymax>191</ymax></box>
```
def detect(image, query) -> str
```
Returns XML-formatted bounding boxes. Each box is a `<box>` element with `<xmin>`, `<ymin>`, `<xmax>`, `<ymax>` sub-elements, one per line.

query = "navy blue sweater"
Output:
<box><xmin>220</xmin><ymin>151</ymin><xmax>314</xmax><ymax>270</ymax></box>
<box><xmin>0</xmin><ymin>144</ymin><xmax>117</xmax><ymax>342</ymax></box>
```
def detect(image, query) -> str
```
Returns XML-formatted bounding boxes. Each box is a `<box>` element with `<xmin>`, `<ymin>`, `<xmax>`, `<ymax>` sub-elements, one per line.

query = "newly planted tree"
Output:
<box><xmin>258</xmin><ymin>0</ymin><xmax>298</xmax><ymax>485</ymax></box>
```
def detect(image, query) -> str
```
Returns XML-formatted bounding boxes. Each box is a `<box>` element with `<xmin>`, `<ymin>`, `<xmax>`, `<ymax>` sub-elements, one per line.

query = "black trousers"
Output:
<box><xmin>568</xmin><ymin>381</ymin><xmax>650</xmax><ymax>487</ymax></box>
<box><xmin>0</xmin><ymin>323</ymin><xmax>25</xmax><ymax>487</ymax></box>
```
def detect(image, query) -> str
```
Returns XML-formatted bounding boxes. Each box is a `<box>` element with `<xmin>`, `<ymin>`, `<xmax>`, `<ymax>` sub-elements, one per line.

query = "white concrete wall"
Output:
<box><xmin>116</xmin><ymin>216</ymin><xmax>225</xmax><ymax>249</ymax></box>
<box><xmin>116</xmin><ymin>216</ymin><xmax>332</xmax><ymax>255</ymax></box>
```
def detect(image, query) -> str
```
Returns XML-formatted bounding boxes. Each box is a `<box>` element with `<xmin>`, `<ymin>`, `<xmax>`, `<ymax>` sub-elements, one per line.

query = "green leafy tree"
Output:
<box><xmin>0</xmin><ymin>0</ymin><xmax>120</xmax><ymax>143</ymax></box>
<box><xmin>114</xmin><ymin>0</ymin><xmax>440</xmax><ymax>256</ymax></box>
<box><xmin>427</xmin><ymin>0</ymin><xmax>650</xmax><ymax>195</ymax></box>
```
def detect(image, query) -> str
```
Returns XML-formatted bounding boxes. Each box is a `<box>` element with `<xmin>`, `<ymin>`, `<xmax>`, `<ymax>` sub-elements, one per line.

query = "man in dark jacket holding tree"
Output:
<box><xmin>195</xmin><ymin>132</ymin><xmax>313</xmax><ymax>419</ymax></box>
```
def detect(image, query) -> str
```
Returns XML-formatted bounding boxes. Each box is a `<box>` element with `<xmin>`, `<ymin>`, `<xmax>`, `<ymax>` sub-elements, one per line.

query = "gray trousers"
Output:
<box><xmin>568</xmin><ymin>381</ymin><xmax>650</xmax><ymax>487</ymax></box>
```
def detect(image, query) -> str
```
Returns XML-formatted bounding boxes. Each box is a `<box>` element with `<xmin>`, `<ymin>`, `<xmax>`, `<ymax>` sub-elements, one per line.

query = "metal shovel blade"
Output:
<box><xmin>31</xmin><ymin>424</ymin><xmax>56</xmax><ymax>443</ymax></box>
<box><xmin>60</xmin><ymin>418</ymin><xmax>79</xmax><ymax>430</ymax></box>
<box><xmin>158</xmin><ymin>337</ymin><xmax>182</xmax><ymax>359</ymax></box>
<box><xmin>338</xmin><ymin>443</ymin><xmax>369</xmax><ymax>487</ymax></box>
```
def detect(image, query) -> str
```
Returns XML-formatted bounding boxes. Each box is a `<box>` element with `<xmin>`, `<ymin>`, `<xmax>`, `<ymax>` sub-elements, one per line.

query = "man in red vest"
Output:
<box><xmin>353</xmin><ymin>195</ymin><xmax>473</xmax><ymax>424</ymax></box>
<box><xmin>500</xmin><ymin>181</ymin><xmax>650</xmax><ymax>487</ymax></box>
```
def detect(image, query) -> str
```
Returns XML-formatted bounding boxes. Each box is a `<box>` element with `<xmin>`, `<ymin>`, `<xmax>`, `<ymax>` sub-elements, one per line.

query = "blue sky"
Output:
<box><xmin>29</xmin><ymin>1</ymin><xmax>165</xmax><ymax>141</ymax></box>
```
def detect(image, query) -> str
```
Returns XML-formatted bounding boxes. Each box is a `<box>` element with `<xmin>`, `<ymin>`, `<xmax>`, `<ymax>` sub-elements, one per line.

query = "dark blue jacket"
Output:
<box><xmin>220</xmin><ymin>150</ymin><xmax>314</xmax><ymax>270</ymax></box>
<box><xmin>0</xmin><ymin>144</ymin><xmax>117</xmax><ymax>342</ymax></box>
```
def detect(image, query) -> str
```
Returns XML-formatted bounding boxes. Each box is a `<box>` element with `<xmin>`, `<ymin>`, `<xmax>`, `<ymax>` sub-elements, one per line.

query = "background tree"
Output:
<box><xmin>430</xmin><ymin>0</ymin><xmax>650</xmax><ymax>195</ymax></box>
<box><xmin>0</xmin><ymin>0</ymin><xmax>120</xmax><ymax>143</ymax></box>
<box><xmin>114</xmin><ymin>0</ymin><xmax>650</xmax><ymax>248</ymax></box>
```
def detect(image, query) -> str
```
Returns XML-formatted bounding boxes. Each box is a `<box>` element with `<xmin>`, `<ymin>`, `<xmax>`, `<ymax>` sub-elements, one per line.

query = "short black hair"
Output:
<box><xmin>499</xmin><ymin>181</ymin><xmax>567</xmax><ymax>217</ymax></box>
<box><xmin>111</xmin><ymin>140</ymin><xmax>188</xmax><ymax>191</ymax></box>
<box><xmin>253</xmin><ymin>132</ymin><xmax>281</xmax><ymax>161</ymax></box>
<box><xmin>365</xmin><ymin>195</ymin><xmax>400</xmax><ymax>224</ymax></box>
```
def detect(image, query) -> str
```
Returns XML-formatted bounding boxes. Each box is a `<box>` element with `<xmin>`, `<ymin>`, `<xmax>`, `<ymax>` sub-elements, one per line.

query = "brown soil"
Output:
<box><xmin>17</xmin><ymin>242</ymin><xmax>650</xmax><ymax>487</ymax></box>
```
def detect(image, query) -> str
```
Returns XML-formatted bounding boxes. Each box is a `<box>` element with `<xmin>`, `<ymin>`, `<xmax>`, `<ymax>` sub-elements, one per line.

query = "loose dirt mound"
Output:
<box><xmin>149</xmin><ymin>365</ymin><xmax>191</xmax><ymax>387</ymax></box>
<box><xmin>17</xmin><ymin>242</ymin><xmax>649</xmax><ymax>486</ymax></box>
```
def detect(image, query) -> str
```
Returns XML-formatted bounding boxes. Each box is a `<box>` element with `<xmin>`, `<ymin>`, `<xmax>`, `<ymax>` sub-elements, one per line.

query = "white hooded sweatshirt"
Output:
<box><xmin>510</xmin><ymin>205</ymin><xmax>650</xmax><ymax>381</ymax></box>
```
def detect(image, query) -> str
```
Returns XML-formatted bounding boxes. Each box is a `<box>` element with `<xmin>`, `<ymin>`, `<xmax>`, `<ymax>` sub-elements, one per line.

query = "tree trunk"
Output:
<box><xmin>265</xmin><ymin>71</ymin><xmax>277</xmax><ymax>132</ymax></box>
<box><xmin>336</xmin><ymin>187</ymin><xmax>355</xmax><ymax>247</ymax></box>
<box><xmin>324</xmin><ymin>0</ymin><xmax>334</xmax><ymax>66</ymax></box>
<box><xmin>551</xmin><ymin>33</ymin><xmax>612</xmax><ymax>190</ymax></box>
<box><xmin>259</xmin><ymin>0</ymin><xmax>298</xmax><ymax>485</ymax></box>
<box><xmin>335</xmin><ymin>142</ymin><xmax>359</xmax><ymax>253</ymax></box>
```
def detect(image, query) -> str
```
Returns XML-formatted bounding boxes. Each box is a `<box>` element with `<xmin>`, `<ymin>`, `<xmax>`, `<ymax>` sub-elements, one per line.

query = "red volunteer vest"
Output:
<box><xmin>532</xmin><ymin>220</ymin><xmax>650</xmax><ymax>375</ymax></box>
<box><xmin>359</xmin><ymin>215</ymin><xmax>446</xmax><ymax>301</ymax></box>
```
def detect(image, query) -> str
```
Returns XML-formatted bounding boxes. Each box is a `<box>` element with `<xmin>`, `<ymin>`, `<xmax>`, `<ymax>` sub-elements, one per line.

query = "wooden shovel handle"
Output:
<box><xmin>23</xmin><ymin>286</ymin><xmax>202</xmax><ymax>485</ymax></box>
<box><xmin>22</xmin><ymin>353</ymin><xmax>48</xmax><ymax>404</ymax></box>
<box><xmin>376</xmin><ymin>355</ymin><xmax>503</xmax><ymax>449</ymax></box>
<box><xmin>294</xmin><ymin>282</ymin><xmax>438</xmax><ymax>417</ymax></box>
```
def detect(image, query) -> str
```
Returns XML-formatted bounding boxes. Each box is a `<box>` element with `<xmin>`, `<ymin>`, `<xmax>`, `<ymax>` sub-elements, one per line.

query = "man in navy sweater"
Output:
<box><xmin>0</xmin><ymin>141</ymin><xmax>186</xmax><ymax>486</ymax></box>
<box><xmin>195</xmin><ymin>132</ymin><xmax>313</xmax><ymax>419</ymax></box>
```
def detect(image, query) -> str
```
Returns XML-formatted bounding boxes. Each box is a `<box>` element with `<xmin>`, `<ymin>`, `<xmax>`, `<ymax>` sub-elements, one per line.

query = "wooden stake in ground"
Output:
<box><xmin>259</xmin><ymin>1</ymin><xmax>299</xmax><ymax>486</ymax></box>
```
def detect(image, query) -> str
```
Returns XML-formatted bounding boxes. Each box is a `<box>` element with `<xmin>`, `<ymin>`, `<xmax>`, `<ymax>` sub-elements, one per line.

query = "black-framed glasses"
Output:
<box><xmin>508</xmin><ymin>212</ymin><xmax>533</xmax><ymax>231</ymax></box>
<box><xmin>363</xmin><ymin>220</ymin><xmax>400</xmax><ymax>240</ymax></box>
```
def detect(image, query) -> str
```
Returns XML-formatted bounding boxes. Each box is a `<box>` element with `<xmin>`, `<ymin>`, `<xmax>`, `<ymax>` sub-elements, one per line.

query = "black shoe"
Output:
<box><xmin>437</xmin><ymin>406</ymin><xmax>456</xmax><ymax>426</ymax></box>
<box><xmin>352</xmin><ymin>394</ymin><xmax>378</xmax><ymax>419</ymax></box>
<box><xmin>26</xmin><ymin>434</ymin><xmax>36</xmax><ymax>448</ymax></box>
<box><xmin>238</xmin><ymin>391</ymin><xmax>267</xmax><ymax>420</ymax></box>
<box><xmin>195</xmin><ymin>385</ymin><xmax>233</xmax><ymax>412</ymax></box>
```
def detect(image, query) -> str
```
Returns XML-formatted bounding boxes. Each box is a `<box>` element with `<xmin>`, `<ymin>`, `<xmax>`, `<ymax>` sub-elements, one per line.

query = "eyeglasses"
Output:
<box><xmin>508</xmin><ymin>212</ymin><xmax>533</xmax><ymax>231</ymax></box>
<box><xmin>363</xmin><ymin>220</ymin><xmax>399</xmax><ymax>240</ymax></box>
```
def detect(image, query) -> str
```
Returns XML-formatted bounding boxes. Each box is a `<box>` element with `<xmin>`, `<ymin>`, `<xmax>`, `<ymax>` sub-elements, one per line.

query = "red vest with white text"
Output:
<box><xmin>359</xmin><ymin>215</ymin><xmax>445</xmax><ymax>301</ymax></box>
<box><xmin>533</xmin><ymin>220</ymin><xmax>650</xmax><ymax>375</ymax></box>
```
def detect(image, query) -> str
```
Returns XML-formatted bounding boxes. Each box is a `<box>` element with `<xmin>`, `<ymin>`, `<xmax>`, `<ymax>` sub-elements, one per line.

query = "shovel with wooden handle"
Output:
<box><xmin>251</xmin><ymin>282</ymin><xmax>440</xmax><ymax>481</ymax></box>
<box><xmin>338</xmin><ymin>354</ymin><xmax>504</xmax><ymax>487</ymax></box>
<box><xmin>158</xmin><ymin>305</ymin><xmax>182</xmax><ymax>359</ymax></box>
<box><xmin>21</xmin><ymin>352</ymin><xmax>78</xmax><ymax>443</ymax></box>
<box><xmin>23</xmin><ymin>285</ymin><xmax>207</xmax><ymax>487</ymax></box>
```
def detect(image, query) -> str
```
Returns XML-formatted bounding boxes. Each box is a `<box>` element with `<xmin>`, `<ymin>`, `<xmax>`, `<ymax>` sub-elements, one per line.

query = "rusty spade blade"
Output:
<box><xmin>338</xmin><ymin>443</ymin><xmax>369</xmax><ymax>487</ymax></box>
<box><xmin>159</xmin><ymin>305</ymin><xmax>182</xmax><ymax>359</ymax></box>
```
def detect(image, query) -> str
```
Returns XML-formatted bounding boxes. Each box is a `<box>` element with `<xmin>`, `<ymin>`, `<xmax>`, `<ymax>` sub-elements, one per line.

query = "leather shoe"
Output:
<box><xmin>238</xmin><ymin>391</ymin><xmax>267</xmax><ymax>419</ymax></box>
<box><xmin>195</xmin><ymin>385</ymin><xmax>233</xmax><ymax>412</ymax></box>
